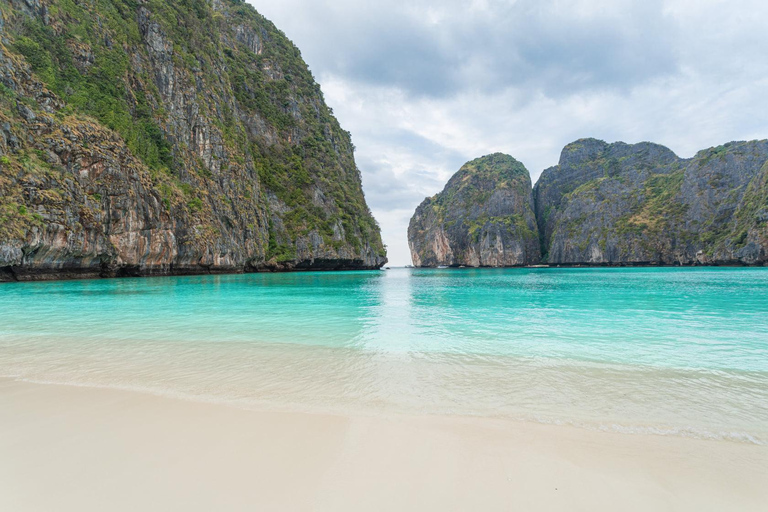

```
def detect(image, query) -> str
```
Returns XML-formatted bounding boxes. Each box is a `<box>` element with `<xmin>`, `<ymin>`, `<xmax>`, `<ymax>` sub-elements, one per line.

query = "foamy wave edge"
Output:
<box><xmin>6</xmin><ymin>374</ymin><xmax>765</xmax><ymax>447</ymax></box>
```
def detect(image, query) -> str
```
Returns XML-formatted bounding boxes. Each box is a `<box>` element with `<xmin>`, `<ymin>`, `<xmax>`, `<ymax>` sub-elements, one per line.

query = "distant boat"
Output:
<box><xmin>405</xmin><ymin>265</ymin><xmax>414</xmax><ymax>268</ymax></box>
<box><xmin>437</xmin><ymin>265</ymin><xmax>449</xmax><ymax>269</ymax></box>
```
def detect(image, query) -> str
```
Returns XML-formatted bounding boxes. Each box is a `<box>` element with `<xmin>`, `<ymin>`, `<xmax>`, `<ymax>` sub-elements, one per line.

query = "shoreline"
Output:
<box><xmin>421</xmin><ymin>262</ymin><xmax>768</xmax><ymax>269</ymax></box>
<box><xmin>1</xmin><ymin>377</ymin><xmax>766</xmax><ymax>511</ymax></box>
<box><xmin>8</xmin><ymin>372</ymin><xmax>765</xmax><ymax>447</ymax></box>
<box><xmin>3</xmin><ymin>262</ymin><xmax>767</xmax><ymax>284</ymax></box>
<box><xmin>0</xmin><ymin>263</ymin><xmax>387</xmax><ymax>284</ymax></box>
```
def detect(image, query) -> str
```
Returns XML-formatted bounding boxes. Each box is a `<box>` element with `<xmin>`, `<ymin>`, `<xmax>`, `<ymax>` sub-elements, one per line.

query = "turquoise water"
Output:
<box><xmin>1</xmin><ymin>268</ymin><xmax>767</xmax><ymax>442</ymax></box>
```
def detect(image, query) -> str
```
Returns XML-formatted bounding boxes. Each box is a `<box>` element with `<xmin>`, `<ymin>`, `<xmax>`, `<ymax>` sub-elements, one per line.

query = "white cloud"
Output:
<box><xmin>250</xmin><ymin>0</ymin><xmax>768</xmax><ymax>265</ymax></box>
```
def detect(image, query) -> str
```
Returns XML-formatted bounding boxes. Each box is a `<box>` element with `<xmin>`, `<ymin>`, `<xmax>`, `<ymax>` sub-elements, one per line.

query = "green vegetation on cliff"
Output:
<box><xmin>535</xmin><ymin>138</ymin><xmax>768</xmax><ymax>265</ymax></box>
<box><xmin>408</xmin><ymin>153</ymin><xmax>540</xmax><ymax>267</ymax></box>
<box><xmin>410</xmin><ymin>139</ymin><xmax>768</xmax><ymax>268</ymax></box>
<box><xmin>0</xmin><ymin>0</ymin><xmax>385</xmax><ymax>279</ymax></box>
<box><xmin>439</xmin><ymin>153</ymin><xmax>531</xmax><ymax>209</ymax></box>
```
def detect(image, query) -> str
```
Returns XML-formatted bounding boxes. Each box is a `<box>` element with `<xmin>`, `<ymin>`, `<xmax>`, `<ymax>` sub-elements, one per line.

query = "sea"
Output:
<box><xmin>1</xmin><ymin>267</ymin><xmax>766</xmax><ymax>443</ymax></box>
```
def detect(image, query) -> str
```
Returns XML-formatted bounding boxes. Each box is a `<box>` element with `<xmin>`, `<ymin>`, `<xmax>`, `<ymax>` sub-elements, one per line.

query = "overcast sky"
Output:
<box><xmin>250</xmin><ymin>0</ymin><xmax>768</xmax><ymax>266</ymax></box>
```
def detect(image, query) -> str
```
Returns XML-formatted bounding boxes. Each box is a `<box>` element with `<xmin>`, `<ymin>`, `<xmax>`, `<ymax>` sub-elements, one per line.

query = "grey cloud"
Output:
<box><xmin>359</xmin><ymin>162</ymin><xmax>428</xmax><ymax>211</ymax></box>
<box><xmin>356</xmin><ymin>130</ymin><xmax>467</xmax><ymax>211</ymax></box>
<box><xmin>333</xmin><ymin>24</ymin><xmax>457</xmax><ymax>98</ymax></box>
<box><xmin>255</xmin><ymin>0</ymin><xmax>679</xmax><ymax>98</ymax></box>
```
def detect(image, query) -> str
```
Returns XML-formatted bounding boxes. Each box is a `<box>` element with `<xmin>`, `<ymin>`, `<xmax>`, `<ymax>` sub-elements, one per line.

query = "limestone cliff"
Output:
<box><xmin>534</xmin><ymin>138</ymin><xmax>768</xmax><ymax>265</ymax></box>
<box><xmin>0</xmin><ymin>0</ymin><xmax>386</xmax><ymax>281</ymax></box>
<box><xmin>409</xmin><ymin>139</ymin><xmax>768</xmax><ymax>268</ymax></box>
<box><xmin>407</xmin><ymin>154</ymin><xmax>540</xmax><ymax>267</ymax></box>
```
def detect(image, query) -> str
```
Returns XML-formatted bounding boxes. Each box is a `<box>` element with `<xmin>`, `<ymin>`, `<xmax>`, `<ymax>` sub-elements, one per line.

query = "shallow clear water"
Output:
<box><xmin>1</xmin><ymin>268</ymin><xmax>767</xmax><ymax>442</ymax></box>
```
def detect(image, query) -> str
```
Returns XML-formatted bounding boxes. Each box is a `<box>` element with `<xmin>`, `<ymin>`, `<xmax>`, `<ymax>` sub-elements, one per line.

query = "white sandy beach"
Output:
<box><xmin>1</xmin><ymin>378</ymin><xmax>766</xmax><ymax>511</ymax></box>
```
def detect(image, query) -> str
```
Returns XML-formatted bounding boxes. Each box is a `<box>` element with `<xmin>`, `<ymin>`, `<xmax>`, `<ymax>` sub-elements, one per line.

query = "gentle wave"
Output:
<box><xmin>3</xmin><ymin>339</ymin><xmax>767</xmax><ymax>446</ymax></box>
<box><xmin>8</xmin><ymin>373</ymin><xmax>765</xmax><ymax>446</ymax></box>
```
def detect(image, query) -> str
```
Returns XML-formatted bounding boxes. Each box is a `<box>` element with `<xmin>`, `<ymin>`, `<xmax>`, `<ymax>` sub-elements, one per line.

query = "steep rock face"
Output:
<box><xmin>534</xmin><ymin>138</ymin><xmax>768</xmax><ymax>265</ymax></box>
<box><xmin>0</xmin><ymin>0</ymin><xmax>386</xmax><ymax>281</ymax></box>
<box><xmin>408</xmin><ymin>154</ymin><xmax>540</xmax><ymax>267</ymax></box>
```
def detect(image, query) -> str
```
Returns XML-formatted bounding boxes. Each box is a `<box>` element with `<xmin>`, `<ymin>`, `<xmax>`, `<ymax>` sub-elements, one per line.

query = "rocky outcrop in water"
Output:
<box><xmin>535</xmin><ymin>138</ymin><xmax>768</xmax><ymax>265</ymax></box>
<box><xmin>0</xmin><ymin>0</ymin><xmax>386</xmax><ymax>282</ymax></box>
<box><xmin>409</xmin><ymin>139</ymin><xmax>768</xmax><ymax>268</ymax></box>
<box><xmin>407</xmin><ymin>154</ymin><xmax>540</xmax><ymax>267</ymax></box>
